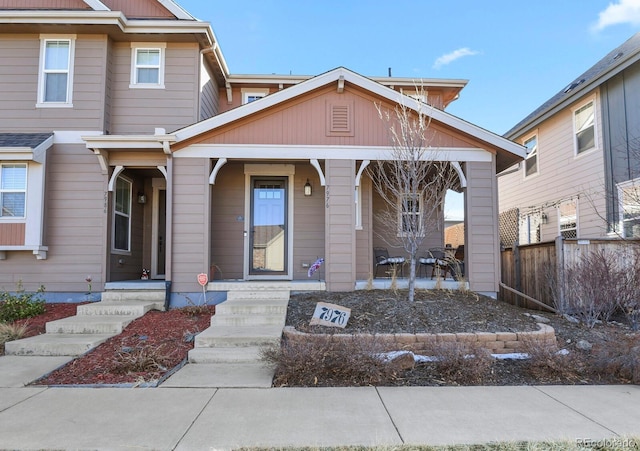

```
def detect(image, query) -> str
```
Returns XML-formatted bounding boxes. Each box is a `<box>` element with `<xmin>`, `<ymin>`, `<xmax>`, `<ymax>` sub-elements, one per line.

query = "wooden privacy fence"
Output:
<box><xmin>500</xmin><ymin>237</ymin><xmax>640</xmax><ymax>310</ymax></box>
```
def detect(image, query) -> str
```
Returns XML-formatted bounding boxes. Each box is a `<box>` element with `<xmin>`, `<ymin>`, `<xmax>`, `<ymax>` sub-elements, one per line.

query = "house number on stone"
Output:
<box><xmin>310</xmin><ymin>302</ymin><xmax>351</xmax><ymax>328</ymax></box>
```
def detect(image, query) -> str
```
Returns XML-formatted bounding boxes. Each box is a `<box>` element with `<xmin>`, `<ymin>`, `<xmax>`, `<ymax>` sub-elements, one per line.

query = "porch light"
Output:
<box><xmin>304</xmin><ymin>179</ymin><xmax>312</xmax><ymax>197</ymax></box>
<box><xmin>137</xmin><ymin>191</ymin><xmax>147</xmax><ymax>204</ymax></box>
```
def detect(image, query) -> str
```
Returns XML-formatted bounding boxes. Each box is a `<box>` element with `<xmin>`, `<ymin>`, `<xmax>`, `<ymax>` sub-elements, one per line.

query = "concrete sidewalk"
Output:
<box><xmin>0</xmin><ymin>379</ymin><xmax>638</xmax><ymax>449</ymax></box>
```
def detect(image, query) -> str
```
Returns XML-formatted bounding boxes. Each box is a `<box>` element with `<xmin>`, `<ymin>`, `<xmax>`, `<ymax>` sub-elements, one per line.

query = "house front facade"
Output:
<box><xmin>499</xmin><ymin>33</ymin><xmax>640</xmax><ymax>246</ymax></box>
<box><xmin>0</xmin><ymin>0</ymin><xmax>524</xmax><ymax>305</ymax></box>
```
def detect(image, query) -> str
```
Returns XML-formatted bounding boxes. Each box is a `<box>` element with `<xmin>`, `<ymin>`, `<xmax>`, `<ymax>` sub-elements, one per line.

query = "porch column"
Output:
<box><xmin>324</xmin><ymin>159</ymin><xmax>356</xmax><ymax>291</ymax></box>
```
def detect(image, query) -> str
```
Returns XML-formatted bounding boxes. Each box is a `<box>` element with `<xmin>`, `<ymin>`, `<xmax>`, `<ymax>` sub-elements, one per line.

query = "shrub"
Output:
<box><xmin>112</xmin><ymin>344</ymin><xmax>175</xmax><ymax>375</ymax></box>
<box><xmin>0</xmin><ymin>285</ymin><xmax>46</xmax><ymax>323</ymax></box>
<box><xmin>261</xmin><ymin>336</ymin><xmax>400</xmax><ymax>387</ymax></box>
<box><xmin>0</xmin><ymin>321</ymin><xmax>30</xmax><ymax>346</ymax></box>
<box><xmin>423</xmin><ymin>341</ymin><xmax>493</xmax><ymax>385</ymax></box>
<box><xmin>520</xmin><ymin>337</ymin><xmax>588</xmax><ymax>383</ymax></box>
<box><xmin>590</xmin><ymin>335</ymin><xmax>640</xmax><ymax>384</ymax></box>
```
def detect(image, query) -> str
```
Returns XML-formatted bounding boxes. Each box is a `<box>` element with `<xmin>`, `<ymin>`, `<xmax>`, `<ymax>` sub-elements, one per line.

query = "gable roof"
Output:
<box><xmin>174</xmin><ymin>67</ymin><xmax>525</xmax><ymax>171</ymax></box>
<box><xmin>505</xmin><ymin>32</ymin><xmax>640</xmax><ymax>139</ymax></box>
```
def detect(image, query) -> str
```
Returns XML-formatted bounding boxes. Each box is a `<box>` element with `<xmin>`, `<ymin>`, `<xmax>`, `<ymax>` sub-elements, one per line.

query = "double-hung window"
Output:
<box><xmin>574</xmin><ymin>100</ymin><xmax>595</xmax><ymax>154</ymax></box>
<box><xmin>38</xmin><ymin>35</ymin><xmax>75</xmax><ymax>106</ymax></box>
<box><xmin>113</xmin><ymin>177</ymin><xmax>132</xmax><ymax>252</ymax></box>
<box><xmin>0</xmin><ymin>164</ymin><xmax>27</xmax><ymax>218</ymax></box>
<box><xmin>130</xmin><ymin>43</ymin><xmax>166</xmax><ymax>88</ymax></box>
<box><xmin>398</xmin><ymin>194</ymin><xmax>422</xmax><ymax>236</ymax></box>
<box><xmin>618</xmin><ymin>178</ymin><xmax>640</xmax><ymax>238</ymax></box>
<box><xmin>558</xmin><ymin>200</ymin><xmax>578</xmax><ymax>239</ymax></box>
<box><xmin>523</xmin><ymin>134</ymin><xmax>538</xmax><ymax>177</ymax></box>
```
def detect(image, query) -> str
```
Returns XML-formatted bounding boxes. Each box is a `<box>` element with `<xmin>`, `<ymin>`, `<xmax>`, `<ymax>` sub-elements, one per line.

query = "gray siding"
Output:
<box><xmin>109</xmin><ymin>42</ymin><xmax>200</xmax><ymax>134</ymax></box>
<box><xmin>199</xmin><ymin>62</ymin><xmax>218</xmax><ymax>121</ymax></box>
<box><xmin>0</xmin><ymin>34</ymin><xmax>107</xmax><ymax>132</ymax></box>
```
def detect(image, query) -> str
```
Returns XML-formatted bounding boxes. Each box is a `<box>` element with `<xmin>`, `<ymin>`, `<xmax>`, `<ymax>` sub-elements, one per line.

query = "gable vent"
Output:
<box><xmin>326</xmin><ymin>101</ymin><xmax>354</xmax><ymax>137</ymax></box>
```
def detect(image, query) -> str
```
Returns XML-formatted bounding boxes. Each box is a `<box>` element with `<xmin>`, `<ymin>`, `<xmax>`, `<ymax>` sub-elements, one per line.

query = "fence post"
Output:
<box><xmin>555</xmin><ymin>236</ymin><xmax>565</xmax><ymax>312</ymax></box>
<box><xmin>513</xmin><ymin>239</ymin><xmax>521</xmax><ymax>307</ymax></box>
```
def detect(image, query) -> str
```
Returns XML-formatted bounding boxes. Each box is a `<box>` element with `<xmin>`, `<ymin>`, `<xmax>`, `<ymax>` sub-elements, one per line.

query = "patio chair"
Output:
<box><xmin>373</xmin><ymin>247</ymin><xmax>406</xmax><ymax>278</ymax></box>
<box><xmin>418</xmin><ymin>248</ymin><xmax>449</xmax><ymax>279</ymax></box>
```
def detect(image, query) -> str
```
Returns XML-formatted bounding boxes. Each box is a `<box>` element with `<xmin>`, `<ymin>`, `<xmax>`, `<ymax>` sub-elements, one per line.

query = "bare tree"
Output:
<box><xmin>367</xmin><ymin>93</ymin><xmax>461</xmax><ymax>302</ymax></box>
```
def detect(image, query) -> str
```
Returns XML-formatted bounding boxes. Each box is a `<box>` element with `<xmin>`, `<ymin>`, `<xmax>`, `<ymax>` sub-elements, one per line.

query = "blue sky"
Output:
<box><xmin>178</xmin><ymin>0</ymin><xmax>640</xmax><ymax>218</ymax></box>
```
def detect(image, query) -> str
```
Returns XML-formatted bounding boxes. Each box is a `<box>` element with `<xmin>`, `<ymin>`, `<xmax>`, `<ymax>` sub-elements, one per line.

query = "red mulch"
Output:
<box><xmin>14</xmin><ymin>303</ymin><xmax>87</xmax><ymax>338</ymax></box>
<box><xmin>33</xmin><ymin>306</ymin><xmax>214</xmax><ymax>386</ymax></box>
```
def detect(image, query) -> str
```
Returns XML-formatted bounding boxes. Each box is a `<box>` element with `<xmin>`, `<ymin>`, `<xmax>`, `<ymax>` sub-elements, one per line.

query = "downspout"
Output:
<box><xmin>164</xmin><ymin>154</ymin><xmax>173</xmax><ymax>309</ymax></box>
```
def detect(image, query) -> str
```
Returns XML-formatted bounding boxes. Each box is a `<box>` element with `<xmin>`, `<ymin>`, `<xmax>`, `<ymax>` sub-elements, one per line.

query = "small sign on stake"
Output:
<box><xmin>197</xmin><ymin>273</ymin><xmax>208</xmax><ymax>286</ymax></box>
<box><xmin>310</xmin><ymin>302</ymin><xmax>351</xmax><ymax>328</ymax></box>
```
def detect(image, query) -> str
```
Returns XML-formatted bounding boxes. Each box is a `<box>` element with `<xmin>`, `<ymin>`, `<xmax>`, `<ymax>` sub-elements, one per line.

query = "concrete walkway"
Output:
<box><xmin>0</xmin><ymin>356</ymin><xmax>639</xmax><ymax>449</ymax></box>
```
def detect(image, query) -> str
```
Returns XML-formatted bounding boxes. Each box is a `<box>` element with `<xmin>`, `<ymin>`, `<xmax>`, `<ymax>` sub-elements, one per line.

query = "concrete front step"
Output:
<box><xmin>101</xmin><ymin>291</ymin><xmax>166</xmax><ymax>303</ymax></box>
<box><xmin>188</xmin><ymin>346</ymin><xmax>263</xmax><ymax>364</ymax></box>
<box><xmin>5</xmin><ymin>333</ymin><xmax>114</xmax><ymax>356</ymax></box>
<box><xmin>77</xmin><ymin>300</ymin><xmax>161</xmax><ymax>316</ymax></box>
<box><xmin>215</xmin><ymin>297</ymin><xmax>289</xmax><ymax>316</ymax></box>
<box><xmin>211</xmin><ymin>313</ymin><xmax>286</xmax><ymax>327</ymax></box>
<box><xmin>194</xmin><ymin>324</ymin><xmax>283</xmax><ymax>348</ymax></box>
<box><xmin>226</xmin><ymin>290</ymin><xmax>290</xmax><ymax>301</ymax></box>
<box><xmin>45</xmin><ymin>315</ymin><xmax>136</xmax><ymax>334</ymax></box>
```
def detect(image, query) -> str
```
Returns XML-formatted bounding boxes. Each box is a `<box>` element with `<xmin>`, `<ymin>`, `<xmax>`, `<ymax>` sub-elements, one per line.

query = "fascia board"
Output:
<box><xmin>83</xmin><ymin>135</ymin><xmax>176</xmax><ymax>149</ymax></box>
<box><xmin>176</xmin><ymin>67</ymin><xmax>524</xmax><ymax>159</ymax></box>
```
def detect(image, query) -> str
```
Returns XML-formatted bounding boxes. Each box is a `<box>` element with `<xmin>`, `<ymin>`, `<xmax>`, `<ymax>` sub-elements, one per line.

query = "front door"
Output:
<box><xmin>151</xmin><ymin>178</ymin><xmax>166</xmax><ymax>279</ymax></box>
<box><xmin>249</xmin><ymin>177</ymin><xmax>288</xmax><ymax>276</ymax></box>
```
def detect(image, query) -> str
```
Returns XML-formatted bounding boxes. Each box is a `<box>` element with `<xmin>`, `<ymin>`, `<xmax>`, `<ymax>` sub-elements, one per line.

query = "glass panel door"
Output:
<box><xmin>250</xmin><ymin>177</ymin><xmax>287</xmax><ymax>275</ymax></box>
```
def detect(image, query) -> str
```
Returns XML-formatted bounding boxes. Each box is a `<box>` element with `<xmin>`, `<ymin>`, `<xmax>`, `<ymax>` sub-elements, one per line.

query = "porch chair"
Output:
<box><xmin>373</xmin><ymin>247</ymin><xmax>406</xmax><ymax>278</ymax></box>
<box><xmin>418</xmin><ymin>248</ymin><xmax>449</xmax><ymax>279</ymax></box>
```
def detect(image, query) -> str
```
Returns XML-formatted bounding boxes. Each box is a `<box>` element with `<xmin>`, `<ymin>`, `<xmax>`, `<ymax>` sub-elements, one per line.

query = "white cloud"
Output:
<box><xmin>433</xmin><ymin>47</ymin><xmax>479</xmax><ymax>69</ymax></box>
<box><xmin>593</xmin><ymin>0</ymin><xmax>640</xmax><ymax>31</ymax></box>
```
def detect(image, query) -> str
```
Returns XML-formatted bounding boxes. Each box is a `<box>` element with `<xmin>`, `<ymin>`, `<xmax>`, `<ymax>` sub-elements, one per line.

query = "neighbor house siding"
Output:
<box><xmin>199</xmin><ymin>62</ymin><xmax>218</xmax><ymax>120</ymax></box>
<box><xmin>0</xmin><ymin>34</ymin><xmax>107</xmax><ymax>132</ymax></box>
<box><xmin>499</xmin><ymin>89</ymin><xmax>607</xmax><ymax>240</ymax></box>
<box><xmin>172</xmin><ymin>157</ymin><xmax>210</xmax><ymax>291</ymax></box>
<box><xmin>324</xmin><ymin>159</ymin><xmax>356</xmax><ymax>291</ymax></box>
<box><xmin>109</xmin><ymin>42</ymin><xmax>200</xmax><ymax>134</ymax></box>
<box><xmin>466</xmin><ymin>160</ymin><xmax>500</xmax><ymax>293</ymax></box>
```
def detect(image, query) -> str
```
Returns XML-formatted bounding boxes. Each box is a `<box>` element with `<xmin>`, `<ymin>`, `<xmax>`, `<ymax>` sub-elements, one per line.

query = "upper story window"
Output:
<box><xmin>523</xmin><ymin>134</ymin><xmax>538</xmax><ymax>177</ymax></box>
<box><xmin>113</xmin><ymin>176</ymin><xmax>132</xmax><ymax>252</ymax></box>
<box><xmin>558</xmin><ymin>199</ymin><xmax>578</xmax><ymax>239</ymax></box>
<box><xmin>618</xmin><ymin>178</ymin><xmax>640</xmax><ymax>238</ymax></box>
<box><xmin>0</xmin><ymin>164</ymin><xmax>27</xmax><ymax>218</ymax></box>
<box><xmin>242</xmin><ymin>88</ymin><xmax>269</xmax><ymax>104</ymax></box>
<box><xmin>574</xmin><ymin>100</ymin><xmax>595</xmax><ymax>155</ymax></box>
<box><xmin>130</xmin><ymin>43</ymin><xmax>166</xmax><ymax>89</ymax></box>
<box><xmin>37</xmin><ymin>35</ymin><xmax>76</xmax><ymax>107</ymax></box>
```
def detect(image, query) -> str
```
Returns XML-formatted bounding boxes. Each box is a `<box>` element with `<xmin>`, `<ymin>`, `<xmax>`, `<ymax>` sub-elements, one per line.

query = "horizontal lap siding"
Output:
<box><xmin>0</xmin><ymin>35</ymin><xmax>106</xmax><ymax>132</ymax></box>
<box><xmin>0</xmin><ymin>144</ymin><xmax>106</xmax><ymax>292</ymax></box>
<box><xmin>172</xmin><ymin>158</ymin><xmax>210</xmax><ymax>291</ymax></box>
<box><xmin>199</xmin><ymin>64</ymin><xmax>218</xmax><ymax>120</ymax></box>
<box><xmin>109</xmin><ymin>43</ymin><xmax>199</xmax><ymax>134</ymax></box>
<box><xmin>466</xmin><ymin>160</ymin><xmax>499</xmax><ymax>293</ymax></box>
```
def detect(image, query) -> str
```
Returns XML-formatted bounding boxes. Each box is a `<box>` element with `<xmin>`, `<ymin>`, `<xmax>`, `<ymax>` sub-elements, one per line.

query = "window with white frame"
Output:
<box><xmin>113</xmin><ymin>176</ymin><xmax>132</xmax><ymax>252</ymax></box>
<box><xmin>38</xmin><ymin>36</ymin><xmax>75</xmax><ymax>105</ymax></box>
<box><xmin>242</xmin><ymin>88</ymin><xmax>269</xmax><ymax>104</ymax></box>
<box><xmin>574</xmin><ymin>100</ymin><xmax>595</xmax><ymax>154</ymax></box>
<box><xmin>398</xmin><ymin>194</ymin><xmax>422</xmax><ymax>236</ymax></box>
<box><xmin>130</xmin><ymin>43</ymin><xmax>165</xmax><ymax>88</ymax></box>
<box><xmin>558</xmin><ymin>199</ymin><xmax>578</xmax><ymax>239</ymax></box>
<box><xmin>518</xmin><ymin>212</ymin><xmax>541</xmax><ymax>244</ymax></box>
<box><xmin>0</xmin><ymin>164</ymin><xmax>27</xmax><ymax>218</ymax></box>
<box><xmin>618</xmin><ymin>178</ymin><xmax>640</xmax><ymax>238</ymax></box>
<box><xmin>523</xmin><ymin>134</ymin><xmax>538</xmax><ymax>177</ymax></box>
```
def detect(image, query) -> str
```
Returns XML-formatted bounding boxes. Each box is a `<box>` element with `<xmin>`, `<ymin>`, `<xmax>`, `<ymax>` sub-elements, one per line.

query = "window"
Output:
<box><xmin>558</xmin><ymin>200</ymin><xmax>578</xmax><ymax>239</ymax></box>
<box><xmin>113</xmin><ymin>177</ymin><xmax>132</xmax><ymax>252</ymax></box>
<box><xmin>523</xmin><ymin>134</ymin><xmax>538</xmax><ymax>177</ymax></box>
<box><xmin>618</xmin><ymin>179</ymin><xmax>640</xmax><ymax>238</ymax></box>
<box><xmin>0</xmin><ymin>164</ymin><xmax>27</xmax><ymax>218</ymax></box>
<box><xmin>242</xmin><ymin>88</ymin><xmax>269</xmax><ymax>104</ymax></box>
<box><xmin>38</xmin><ymin>35</ymin><xmax>75</xmax><ymax>106</ymax></box>
<box><xmin>398</xmin><ymin>194</ymin><xmax>422</xmax><ymax>236</ymax></box>
<box><xmin>518</xmin><ymin>212</ymin><xmax>541</xmax><ymax>244</ymax></box>
<box><xmin>130</xmin><ymin>43</ymin><xmax>165</xmax><ymax>88</ymax></box>
<box><xmin>574</xmin><ymin>101</ymin><xmax>595</xmax><ymax>154</ymax></box>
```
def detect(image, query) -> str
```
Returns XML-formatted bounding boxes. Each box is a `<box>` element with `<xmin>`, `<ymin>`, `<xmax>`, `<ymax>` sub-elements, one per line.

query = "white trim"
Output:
<box><xmin>82</xmin><ymin>0</ymin><xmax>110</xmax><ymax>11</ymax></box>
<box><xmin>617</xmin><ymin>177</ymin><xmax>640</xmax><ymax>238</ymax></box>
<box><xmin>112</xmin><ymin>175</ymin><xmax>133</xmax><ymax>253</ymax></box>
<box><xmin>355</xmin><ymin>160</ymin><xmax>370</xmax><ymax>187</ymax></box>
<box><xmin>83</xmin><ymin>134</ymin><xmax>176</xmax><ymax>149</ymax></box>
<box><xmin>310</xmin><ymin>159</ymin><xmax>326</xmax><ymax>186</ymax></box>
<box><xmin>241</xmin><ymin>88</ymin><xmax>269</xmax><ymax>104</ymax></box>
<box><xmin>130</xmin><ymin>43</ymin><xmax>166</xmax><ymax>89</ymax></box>
<box><xmin>151</xmin><ymin>178</ymin><xmax>167</xmax><ymax>279</ymax></box>
<box><xmin>0</xmin><ymin>135</ymin><xmax>52</xmax><ymax>164</ymax></box>
<box><xmin>209</xmin><ymin>158</ymin><xmax>227</xmax><ymax>184</ymax></box>
<box><xmin>572</xmin><ymin>96</ymin><xmax>598</xmax><ymax>157</ymax></box>
<box><xmin>55</xmin><ymin>130</ymin><xmax>103</xmax><ymax>144</ymax></box>
<box><xmin>108</xmin><ymin>166</ymin><xmax>125</xmax><ymax>192</ymax></box>
<box><xmin>451</xmin><ymin>162</ymin><xmax>467</xmax><ymax>188</ymax></box>
<box><xmin>155</xmin><ymin>0</ymin><xmax>196</xmax><ymax>20</ymax></box>
<box><xmin>0</xmin><ymin>163</ymin><xmax>27</xmax><ymax>219</ymax></box>
<box><xmin>36</xmin><ymin>34</ymin><xmax>76</xmax><ymax>107</ymax></box>
<box><xmin>243</xmin><ymin>164</ymin><xmax>295</xmax><ymax>280</ymax></box>
<box><xmin>174</xmin><ymin>67</ymin><xmax>525</xmax><ymax>160</ymax></box>
<box><xmin>175</xmin><ymin>144</ymin><xmax>492</xmax><ymax>163</ymax></box>
<box><xmin>557</xmin><ymin>198</ymin><xmax>579</xmax><ymax>239</ymax></box>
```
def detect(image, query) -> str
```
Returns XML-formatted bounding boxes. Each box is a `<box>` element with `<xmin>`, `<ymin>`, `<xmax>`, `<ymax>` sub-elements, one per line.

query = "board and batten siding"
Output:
<box><xmin>0</xmin><ymin>34</ymin><xmax>107</xmax><ymax>132</ymax></box>
<box><xmin>324</xmin><ymin>159</ymin><xmax>356</xmax><ymax>291</ymax></box>
<box><xmin>100</xmin><ymin>0</ymin><xmax>175</xmax><ymax>18</ymax></box>
<box><xmin>465</xmin><ymin>160</ymin><xmax>500</xmax><ymax>294</ymax></box>
<box><xmin>498</xmin><ymin>89</ymin><xmax>607</xmax><ymax>240</ymax></box>
<box><xmin>0</xmin><ymin>0</ymin><xmax>88</xmax><ymax>9</ymax></box>
<box><xmin>171</xmin><ymin>157</ymin><xmax>211</xmax><ymax>291</ymax></box>
<box><xmin>109</xmin><ymin>42</ymin><xmax>200</xmax><ymax>134</ymax></box>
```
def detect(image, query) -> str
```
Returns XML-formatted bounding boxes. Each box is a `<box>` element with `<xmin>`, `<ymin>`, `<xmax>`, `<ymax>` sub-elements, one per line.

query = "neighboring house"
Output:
<box><xmin>0</xmin><ymin>0</ymin><xmax>524</xmax><ymax>304</ymax></box>
<box><xmin>499</xmin><ymin>33</ymin><xmax>640</xmax><ymax>246</ymax></box>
